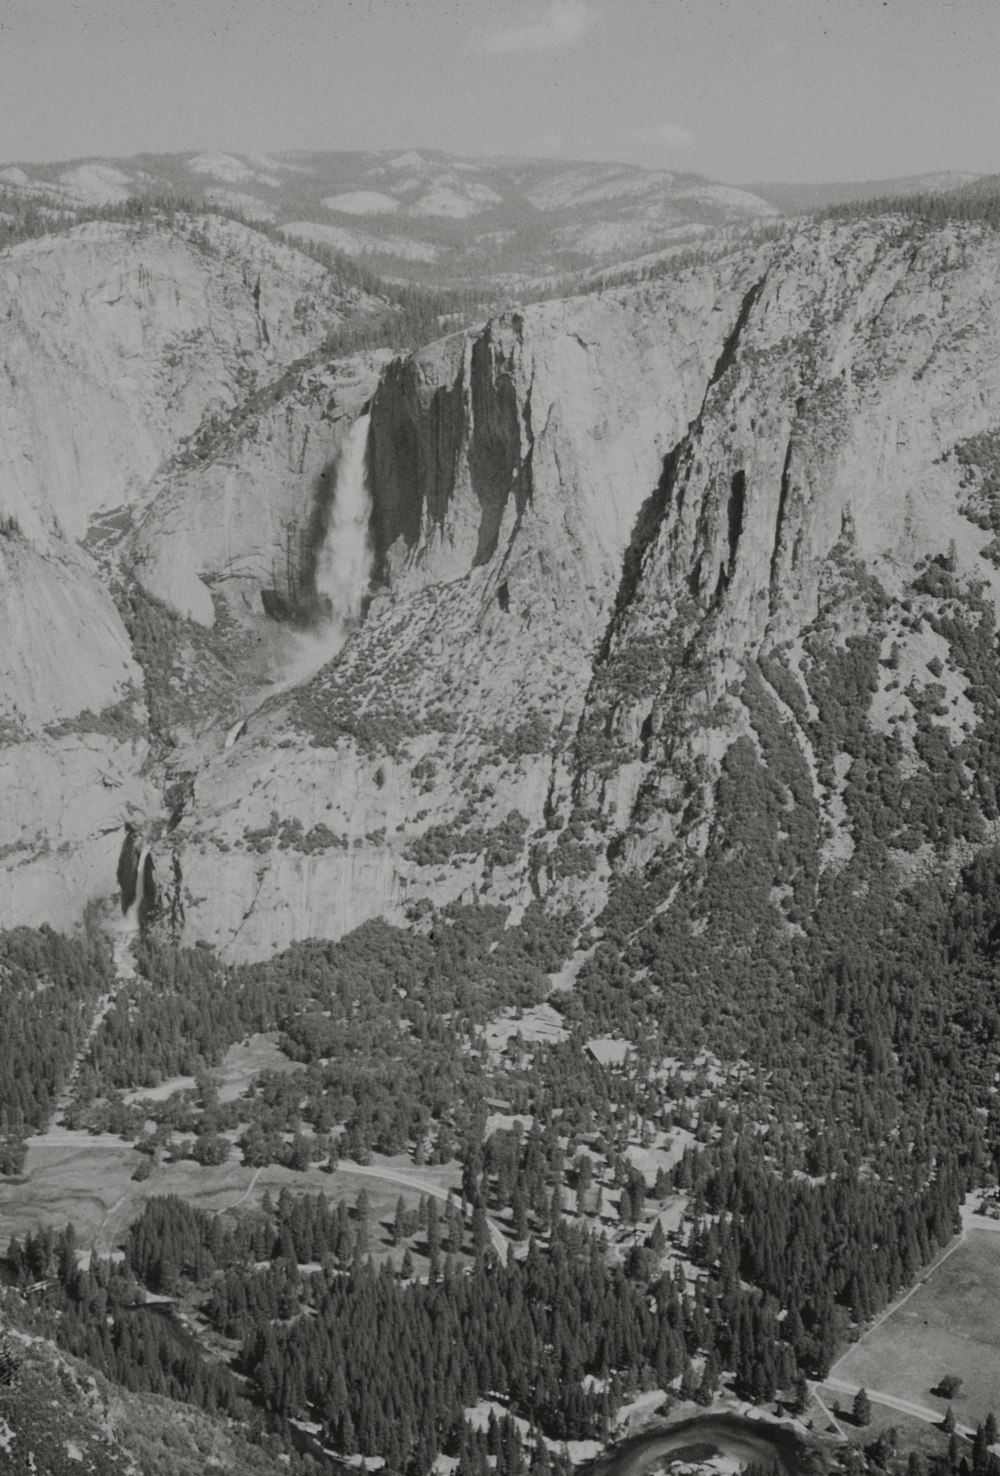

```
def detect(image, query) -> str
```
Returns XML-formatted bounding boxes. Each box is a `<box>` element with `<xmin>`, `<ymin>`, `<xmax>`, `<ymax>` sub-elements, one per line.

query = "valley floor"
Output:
<box><xmin>829</xmin><ymin>1213</ymin><xmax>1000</xmax><ymax>1428</ymax></box>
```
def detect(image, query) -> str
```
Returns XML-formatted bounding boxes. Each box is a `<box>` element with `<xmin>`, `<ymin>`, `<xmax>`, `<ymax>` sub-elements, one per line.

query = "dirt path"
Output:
<box><xmin>821</xmin><ymin>1376</ymin><xmax>974</xmax><ymax>1439</ymax></box>
<box><xmin>26</xmin><ymin>1129</ymin><xmax>134</xmax><ymax>1150</ymax></box>
<box><xmin>218</xmin><ymin>1164</ymin><xmax>263</xmax><ymax>1214</ymax></box>
<box><xmin>345</xmin><ymin>1163</ymin><xmax>510</xmax><ymax>1263</ymax></box>
<box><xmin>843</xmin><ymin>1224</ymin><xmax>967</xmax><ymax>1347</ymax></box>
<box><xmin>810</xmin><ymin>1385</ymin><xmax>849</xmax><ymax>1440</ymax></box>
<box><xmin>823</xmin><ymin>1199</ymin><xmax>1000</xmax><ymax>1442</ymax></box>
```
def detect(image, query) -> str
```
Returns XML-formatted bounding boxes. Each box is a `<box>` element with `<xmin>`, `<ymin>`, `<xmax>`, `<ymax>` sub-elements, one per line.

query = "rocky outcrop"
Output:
<box><xmin>594</xmin><ymin>229</ymin><xmax>1000</xmax><ymax>700</ymax></box>
<box><xmin>7</xmin><ymin>209</ymin><xmax>1000</xmax><ymax>960</ymax></box>
<box><xmin>174</xmin><ymin>216</ymin><xmax>1000</xmax><ymax>957</ymax></box>
<box><xmin>0</xmin><ymin>213</ymin><xmax>381</xmax><ymax>931</ymax></box>
<box><xmin>129</xmin><ymin>350</ymin><xmax>389</xmax><ymax>626</ymax></box>
<box><xmin>0</xmin><ymin>531</ymin><xmax>157</xmax><ymax>932</ymax></box>
<box><xmin>174</xmin><ymin>250</ymin><xmax>775</xmax><ymax>953</ymax></box>
<box><xmin>0</xmin><ymin>216</ymin><xmax>368</xmax><ymax>546</ymax></box>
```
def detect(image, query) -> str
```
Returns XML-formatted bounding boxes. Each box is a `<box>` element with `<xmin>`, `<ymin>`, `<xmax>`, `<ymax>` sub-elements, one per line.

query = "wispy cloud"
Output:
<box><xmin>622</xmin><ymin>122</ymin><xmax>698</xmax><ymax>155</ymax></box>
<box><xmin>476</xmin><ymin>1</ymin><xmax>597</xmax><ymax>56</ymax></box>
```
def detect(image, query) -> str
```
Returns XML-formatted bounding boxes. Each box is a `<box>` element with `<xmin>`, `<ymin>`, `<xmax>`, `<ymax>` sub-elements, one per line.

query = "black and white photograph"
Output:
<box><xmin>0</xmin><ymin>1</ymin><xmax>999</xmax><ymax>1472</ymax></box>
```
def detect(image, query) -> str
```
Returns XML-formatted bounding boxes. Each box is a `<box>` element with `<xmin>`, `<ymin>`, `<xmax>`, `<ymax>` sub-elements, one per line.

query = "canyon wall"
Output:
<box><xmin>0</xmin><ymin>214</ymin><xmax>380</xmax><ymax>930</ymax></box>
<box><xmin>177</xmin><ymin>217</ymin><xmax>1000</xmax><ymax>956</ymax></box>
<box><xmin>5</xmin><ymin>210</ymin><xmax>1000</xmax><ymax>957</ymax></box>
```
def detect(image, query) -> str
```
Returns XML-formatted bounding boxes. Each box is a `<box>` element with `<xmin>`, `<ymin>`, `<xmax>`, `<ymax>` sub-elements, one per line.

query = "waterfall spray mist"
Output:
<box><xmin>314</xmin><ymin>412</ymin><xmax>373</xmax><ymax>648</ymax></box>
<box><xmin>123</xmin><ymin>844</ymin><xmax>150</xmax><ymax>934</ymax></box>
<box><xmin>258</xmin><ymin>411</ymin><xmax>375</xmax><ymax>697</ymax></box>
<box><xmin>113</xmin><ymin>836</ymin><xmax>151</xmax><ymax>979</ymax></box>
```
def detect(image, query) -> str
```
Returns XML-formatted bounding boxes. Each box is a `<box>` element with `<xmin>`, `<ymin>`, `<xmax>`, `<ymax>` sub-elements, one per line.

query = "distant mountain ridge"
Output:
<box><xmin>3</xmin><ymin>148</ymin><xmax>986</xmax><ymax>291</ymax></box>
<box><xmin>751</xmin><ymin>170</ymin><xmax>982</xmax><ymax>211</ymax></box>
<box><xmin>0</xmin><ymin>148</ymin><xmax>777</xmax><ymax>285</ymax></box>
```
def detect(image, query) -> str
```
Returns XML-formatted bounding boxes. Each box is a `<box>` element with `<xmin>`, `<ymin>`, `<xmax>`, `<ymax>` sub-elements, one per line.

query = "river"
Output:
<box><xmin>579</xmin><ymin>1413</ymin><xmax>829</xmax><ymax>1476</ymax></box>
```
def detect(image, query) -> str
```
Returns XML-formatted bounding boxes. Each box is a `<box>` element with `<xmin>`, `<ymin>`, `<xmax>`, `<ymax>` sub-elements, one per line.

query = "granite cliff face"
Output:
<box><xmin>171</xmin><ymin>215</ymin><xmax>1000</xmax><ymax>956</ymax></box>
<box><xmin>169</xmin><ymin>253</ymin><xmax>767</xmax><ymax>954</ymax></box>
<box><xmin>0</xmin><ymin>215</ymin><xmax>363</xmax><ymax>545</ymax></box>
<box><xmin>0</xmin><ymin>212</ymin><xmax>381</xmax><ymax>930</ymax></box>
<box><xmin>128</xmin><ymin>348</ymin><xmax>387</xmax><ymax>628</ymax></box>
<box><xmin>5</xmin><ymin>209</ymin><xmax>1000</xmax><ymax>958</ymax></box>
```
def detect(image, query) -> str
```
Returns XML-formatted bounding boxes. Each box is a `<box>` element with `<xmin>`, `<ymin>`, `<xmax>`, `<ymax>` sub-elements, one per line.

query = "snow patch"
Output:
<box><xmin>202</xmin><ymin>187</ymin><xmax>275</xmax><ymax>220</ymax></box>
<box><xmin>387</xmin><ymin>151</ymin><xmax>425</xmax><ymax>170</ymax></box>
<box><xmin>280</xmin><ymin>220</ymin><xmax>440</xmax><ymax>262</ymax></box>
<box><xmin>409</xmin><ymin>182</ymin><xmax>502</xmax><ymax>218</ymax></box>
<box><xmin>527</xmin><ymin>167</ymin><xmax>674</xmax><ymax>211</ymax></box>
<box><xmin>188</xmin><ymin>152</ymin><xmax>279</xmax><ymax>187</ymax></box>
<box><xmin>676</xmin><ymin>182</ymin><xmax>777</xmax><ymax>215</ymax></box>
<box><xmin>58</xmin><ymin>163</ymin><xmax>133</xmax><ymax>204</ymax></box>
<box><xmin>323</xmin><ymin>191</ymin><xmax>400</xmax><ymax>216</ymax></box>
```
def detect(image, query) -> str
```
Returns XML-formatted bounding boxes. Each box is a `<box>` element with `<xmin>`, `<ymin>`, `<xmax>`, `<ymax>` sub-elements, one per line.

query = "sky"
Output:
<box><xmin>0</xmin><ymin>0</ymin><xmax>996</xmax><ymax>184</ymax></box>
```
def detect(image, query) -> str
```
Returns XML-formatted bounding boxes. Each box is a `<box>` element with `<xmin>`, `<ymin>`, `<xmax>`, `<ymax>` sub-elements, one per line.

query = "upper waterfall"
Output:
<box><xmin>314</xmin><ymin>411</ymin><xmax>373</xmax><ymax>650</ymax></box>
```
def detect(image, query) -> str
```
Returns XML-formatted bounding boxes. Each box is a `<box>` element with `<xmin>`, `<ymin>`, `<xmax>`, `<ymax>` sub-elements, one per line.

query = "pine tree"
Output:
<box><xmin>512</xmin><ymin>1183</ymin><xmax>528</xmax><ymax>1240</ymax></box>
<box><xmin>697</xmin><ymin>1349</ymin><xmax>720</xmax><ymax>1406</ymax></box>
<box><xmin>341</xmin><ymin>1409</ymin><xmax>358</xmax><ymax>1455</ymax></box>
<box><xmin>355</xmin><ymin>1189</ymin><xmax>370</xmax><ymax>1255</ymax></box>
<box><xmin>974</xmin><ymin>1425</ymin><xmax>990</xmax><ymax>1475</ymax></box>
<box><xmin>853</xmin><ymin>1387</ymin><xmax>872</xmax><ymax>1426</ymax></box>
<box><xmin>0</xmin><ymin>1330</ymin><xmax>22</xmax><ymax>1390</ymax></box>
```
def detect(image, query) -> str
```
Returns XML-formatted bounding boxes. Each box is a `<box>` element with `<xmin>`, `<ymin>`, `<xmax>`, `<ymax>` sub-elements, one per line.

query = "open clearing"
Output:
<box><xmin>122</xmin><ymin>1032</ymin><xmax>304</xmax><ymax>1106</ymax></box>
<box><xmin>0</xmin><ymin>1140</ymin><xmax>143</xmax><ymax>1248</ymax></box>
<box><xmin>0</xmin><ymin>1135</ymin><xmax>476</xmax><ymax>1262</ymax></box>
<box><xmin>812</xmin><ymin>1386</ymin><xmax>959</xmax><ymax>1465</ymax></box>
<box><xmin>832</xmin><ymin>1229</ymin><xmax>1000</xmax><ymax>1422</ymax></box>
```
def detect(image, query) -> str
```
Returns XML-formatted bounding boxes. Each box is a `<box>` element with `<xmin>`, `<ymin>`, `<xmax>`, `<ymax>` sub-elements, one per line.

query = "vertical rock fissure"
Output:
<box><xmin>769</xmin><ymin>437</ymin><xmax>794</xmax><ymax>617</ymax></box>
<box><xmin>570</xmin><ymin>270</ymin><xmax>769</xmax><ymax>808</ymax></box>
<box><xmin>705</xmin><ymin>275</ymin><xmax>766</xmax><ymax>398</ymax></box>
<box><xmin>727</xmin><ymin>469</ymin><xmax>746</xmax><ymax>573</ymax></box>
<box><xmin>597</xmin><ymin>269</ymin><xmax>768</xmax><ymax>661</ymax></box>
<box><xmin>596</xmin><ymin>437</ymin><xmax>687</xmax><ymax>664</ymax></box>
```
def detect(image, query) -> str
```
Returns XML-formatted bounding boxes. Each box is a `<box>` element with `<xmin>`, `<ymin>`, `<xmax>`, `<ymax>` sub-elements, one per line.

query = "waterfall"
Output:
<box><xmin>123</xmin><ymin>844</ymin><xmax>150</xmax><ymax>933</ymax></box>
<box><xmin>114</xmin><ymin>833</ymin><xmax>152</xmax><ymax>978</ymax></box>
<box><xmin>256</xmin><ymin>410</ymin><xmax>375</xmax><ymax>697</ymax></box>
<box><xmin>313</xmin><ymin>412</ymin><xmax>372</xmax><ymax>648</ymax></box>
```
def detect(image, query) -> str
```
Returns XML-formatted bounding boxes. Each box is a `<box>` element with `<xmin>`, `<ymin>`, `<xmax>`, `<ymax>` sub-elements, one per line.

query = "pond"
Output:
<box><xmin>580</xmin><ymin>1413</ymin><xmax>829</xmax><ymax>1476</ymax></box>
